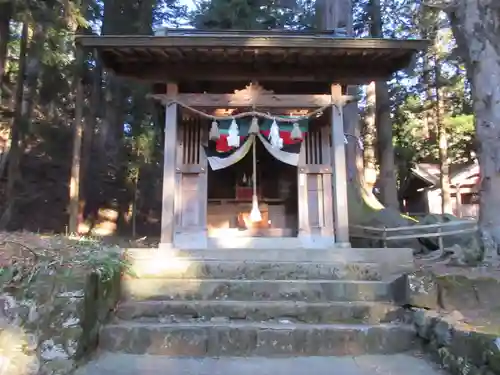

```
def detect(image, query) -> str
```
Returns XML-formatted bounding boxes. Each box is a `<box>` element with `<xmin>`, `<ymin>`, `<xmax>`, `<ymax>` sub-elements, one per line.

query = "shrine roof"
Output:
<box><xmin>76</xmin><ymin>29</ymin><xmax>428</xmax><ymax>84</ymax></box>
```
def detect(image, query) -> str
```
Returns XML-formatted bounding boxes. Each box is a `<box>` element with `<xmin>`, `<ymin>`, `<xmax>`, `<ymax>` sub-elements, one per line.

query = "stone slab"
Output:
<box><xmin>208</xmin><ymin>236</ymin><xmax>335</xmax><ymax>249</ymax></box>
<box><xmin>115</xmin><ymin>300</ymin><xmax>405</xmax><ymax>324</ymax></box>
<box><xmin>125</xmin><ymin>247</ymin><xmax>414</xmax><ymax>266</ymax></box>
<box><xmin>121</xmin><ymin>279</ymin><xmax>392</xmax><ymax>302</ymax></box>
<box><xmin>75</xmin><ymin>353</ymin><xmax>446</xmax><ymax>375</ymax></box>
<box><xmin>99</xmin><ymin>321</ymin><xmax>416</xmax><ymax>356</ymax></box>
<box><xmin>125</xmin><ymin>258</ymin><xmax>389</xmax><ymax>280</ymax></box>
<box><xmin>393</xmin><ymin>269</ymin><xmax>500</xmax><ymax>311</ymax></box>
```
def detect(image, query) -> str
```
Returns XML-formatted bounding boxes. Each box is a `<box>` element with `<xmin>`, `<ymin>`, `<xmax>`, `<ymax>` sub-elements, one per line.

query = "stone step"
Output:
<box><xmin>125</xmin><ymin>247</ymin><xmax>414</xmax><ymax>266</ymax></box>
<box><xmin>74</xmin><ymin>353</ymin><xmax>447</xmax><ymax>375</ymax></box>
<box><xmin>115</xmin><ymin>300</ymin><xmax>406</xmax><ymax>324</ymax></box>
<box><xmin>99</xmin><ymin>321</ymin><xmax>416</xmax><ymax>356</ymax></box>
<box><xmin>125</xmin><ymin>258</ymin><xmax>389</xmax><ymax>280</ymax></box>
<box><xmin>122</xmin><ymin>278</ymin><xmax>393</xmax><ymax>302</ymax></box>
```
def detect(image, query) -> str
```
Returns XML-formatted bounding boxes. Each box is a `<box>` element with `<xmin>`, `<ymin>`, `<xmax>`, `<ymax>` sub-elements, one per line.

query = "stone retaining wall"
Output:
<box><xmin>413</xmin><ymin>309</ymin><xmax>500</xmax><ymax>375</ymax></box>
<box><xmin>1</xmin><ymin>271</ymin><xmax>121</xmax><ymax>375</ymax></box>
<box><xmin>401</xmin><ymin>270</ymin><xmax>500</xmax><ymax>375</ymax></box>
<box><xmin>0</xmin><ymin>235</ymin><xmax>124</xmax><ymax>375</ymax></box>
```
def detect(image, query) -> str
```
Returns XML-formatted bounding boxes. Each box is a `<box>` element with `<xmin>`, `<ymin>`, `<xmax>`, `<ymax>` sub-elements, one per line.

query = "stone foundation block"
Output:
<box><xmin>122</xmin><ymin>279</ymin><xmax>392</xmax><ymax>302</ymax></box>
<box><xmin>99</xmin><ymin>322</ymin><xmax>416</xmax><ymax>357</ymax></box>
<box><xmin>116</xmin><ymin>300</ymin><xmax>405</xmax><ymax>324</ymax></box>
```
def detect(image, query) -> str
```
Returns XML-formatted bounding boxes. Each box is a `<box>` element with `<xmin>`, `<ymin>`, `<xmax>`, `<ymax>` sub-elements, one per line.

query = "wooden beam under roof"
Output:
<box><xmin>151</xmin><ymin>93</ymin><xmax>336</xmax><ymax>108</ymax></box>
<box><xmin>150</xmin><ymin>82</ymin><xmax>356</xmax><ymax>108</ymax></box>
<box><xmin>108</xmin><ymin>61</ymin><xmax>398</xmax><ymax>84</ymax></box>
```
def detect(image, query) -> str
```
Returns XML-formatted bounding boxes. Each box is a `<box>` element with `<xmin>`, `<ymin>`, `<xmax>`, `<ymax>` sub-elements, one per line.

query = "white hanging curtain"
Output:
<box><xmin>256</xmin><ymin>133</ymin><xmax>300</xmax><ymax>166</ymax></box>
<box><xmin>205</xmin><ymin>135</ymin><xmax>255</xmax><ymax>171</ymax></box>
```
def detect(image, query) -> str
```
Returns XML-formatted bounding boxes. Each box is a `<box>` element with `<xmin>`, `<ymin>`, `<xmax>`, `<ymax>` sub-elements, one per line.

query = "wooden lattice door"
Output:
<box><xmin>174</xmin><ymin>118</ymin><xmax>208</xmax><ymax>248</ymax></box>
<box><xmin>297</xmin><ymin>124</ymin><xmax>334</xmax><ymax>242</ymax></box>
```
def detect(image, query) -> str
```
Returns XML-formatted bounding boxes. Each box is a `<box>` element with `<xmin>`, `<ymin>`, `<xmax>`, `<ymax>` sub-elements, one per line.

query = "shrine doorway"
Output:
<box><xmin>207</xmin><ymin>138</ymin><xmax>298</xmax><ymax>240</ymax></box>
<box><xmin>173</xmin><ymin>113</ymin><xmax>335</xmax><ymax>249</ymax></box>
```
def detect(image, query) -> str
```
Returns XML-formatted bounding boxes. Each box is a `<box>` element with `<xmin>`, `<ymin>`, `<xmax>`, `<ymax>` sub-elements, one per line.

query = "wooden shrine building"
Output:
<box><xmin>76</xmin><ymin>29</ymin><xmax>427</xmax><ymax>250</ymax></box>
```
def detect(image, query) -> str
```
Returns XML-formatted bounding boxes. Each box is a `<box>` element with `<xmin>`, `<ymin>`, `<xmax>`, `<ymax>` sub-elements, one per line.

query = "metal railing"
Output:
<box><xmin>350</xmin><ymin>219</ymin><xmax>478</xmax><ymax>253</ymax></box>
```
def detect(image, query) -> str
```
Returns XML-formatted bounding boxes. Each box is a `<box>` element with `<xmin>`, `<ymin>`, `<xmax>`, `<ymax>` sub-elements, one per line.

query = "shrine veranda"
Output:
<box><xmin>76</xmin><ymin>29</ymin><xmax>427</xmax><ymax>250</ymax></box>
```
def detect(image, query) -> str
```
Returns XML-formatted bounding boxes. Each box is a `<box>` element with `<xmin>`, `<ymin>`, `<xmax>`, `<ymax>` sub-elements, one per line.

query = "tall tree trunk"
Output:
<box><xmin>314</xmin><ymin>0</ymin><xmax>419</xmax><ymax>250</ymax></box>
<box><xmin>422</xmin><ymin>51</ymin><xmax>436</xmax><ymax>142</ymax></box>
<box><xmin>23</xmin><ymin>23</ymin><xmax>46</xmax><ymax>124</ymax></box>
<box><xmin>68</xmin><ymin>0</ymin><xmax>88</xmax><ymax>233</ymax></box>
<box><xmin>68</xmin><ymin>46</ymin><xmax>84</xmax><ymax>234</ymax></box>
<box><xmin>420</xmin><ymin>7</ymin><xmax>438</xmax><ymax>143</ymax></box>
<box><xmin>98</xmin><ymin>0</ymin><xmax>135</xmax><ymax>234</ymax></box>
<box><xmin>363</xmin><ymin>82</ymin><xmax>376</xmax><ymax>169</ymax></box>
<box><xmin>79</xmin><ymin>51</ymin><xmax>100</xmax><ymax>223</ymax></box>
<box><xmin>375</xmin><ymin>81</ymin><xmax>399</xmax><ymax>209</ymax></box>
<box><xmin>344</xmin><ymin>86</ymin><xmax>363</xmax><ymax>184</ymax></box>
<box><xmin>0</xmin><ymin>1</ymin><xmax>12</xmax><ymax>178</ymax></box>
<box><xmin>363</xmin><ymin>82</ymin><xmax>377</xmax><ymax>188</ymax></box>
<box><xmin>447</xmin><ymin>1</ymin><xmax>500</xmax><ymax>259</ymax></box>
<box><xmin>435</xmin><ymin>63</ymin><xmax>452</xmax><ymax>214</ymax></box>
<box><xmin>0</xmin><ymin>1</ymin><xmax>12</xmax><ymax>105</ymax></box>
<box><xmin>80</xmin><ymin>5</ymin><xmax>100</xmax><ymax>209</ymax></box>
<box><xmin>421</xmin><ymin>53</ymin><xmax>431</xmax><ymax>140</ymax></box>
<box><xmin>0</xmin><ymin>22</ymin><xmax>28</xmax><ymax>229</ymax></box>
<box><xmin>370</xmin><ymin>0</ymin><xmax>399</xmax><ymax>209</ymax></box>
<box><xmin>82</xmin><ymin>53</ymin><xmax>100</xmax><ymax>178</ymax></box>
<box><xmin>315</xmin><ymin>0</ymin><xmax>353</xmax><ymax>33</ymax></box>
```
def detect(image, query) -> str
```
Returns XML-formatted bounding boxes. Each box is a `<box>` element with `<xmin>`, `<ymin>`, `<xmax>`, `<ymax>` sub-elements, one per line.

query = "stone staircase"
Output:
<box><xmin>98</xmin><ymin>247</ymin><xmax>417</xmax><ymax>358</ymax></box>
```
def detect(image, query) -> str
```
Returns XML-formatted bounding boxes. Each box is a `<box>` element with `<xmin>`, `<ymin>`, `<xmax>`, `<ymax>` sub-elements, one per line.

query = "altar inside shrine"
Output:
<box><xmin>206</xmin><ymin>138</ymin><xmax>298</xmax><ymax>238</ymax></box>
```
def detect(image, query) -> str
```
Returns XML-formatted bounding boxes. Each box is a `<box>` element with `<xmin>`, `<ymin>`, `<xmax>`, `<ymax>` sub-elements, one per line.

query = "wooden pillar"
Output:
<box><xmin>320</xmin><ymin>125</ymin><xmax>335</xmax><ymax>237</ymax></box>
<box><xmin>297</xmin><ymin>124</ymin><xmax>335</xmax><ymax>248</ymax></box>
<box><xmin>455</xmin><ymin>184</ymin><xmax>462</xmax><ymax>218</ymax></box>
<box><xmin>160</xmin><ymin>82</ymin><xmax>178</xmax><ymax>246</ymax></box>
<box><xmin>297</xmin><ymin>146</ymin><xmax>309</xmax><ymax>237</ymax></box>
<box><xmin>68</xmin><ymin>45</ymin><xmax>84</xmax><ymax>234</ymax></box>
<box><xmin>173</xmin><ymin>118</ymin><xmax>208</xmax><ymax>249</ymax></box>
<box><xmin>331</xmin><ymin>84</ymin><xmax>350</xmax><ymax>246</ymax></box>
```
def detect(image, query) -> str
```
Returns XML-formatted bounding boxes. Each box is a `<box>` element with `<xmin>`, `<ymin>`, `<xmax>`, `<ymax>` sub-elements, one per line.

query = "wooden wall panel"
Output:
<box><xmin>180</xmin><ymin>174</ymin><xmax>201</xmax><ymax>227</ymax></box>
<box><xmin>174</xmin><ymin>118</ymin><xmax>208</xmax><ymax>248</ymax></box>
<box><xmin>298</xmin><ymin>125</ymin><xmax>334</xmax><ymax>238</ymax></box>
<box><xmin>307</xmin><ymin>174</ymin><xmax>321</xmax><ymax>228</ymax></box>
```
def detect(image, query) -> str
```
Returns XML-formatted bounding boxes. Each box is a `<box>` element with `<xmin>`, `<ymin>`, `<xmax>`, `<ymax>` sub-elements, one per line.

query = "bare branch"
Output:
<box><xmin>0</xmin><ymin>240</ymin><xmax>40</xmax><ymax>261</ymax></box>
